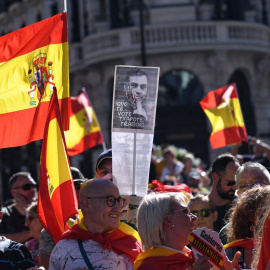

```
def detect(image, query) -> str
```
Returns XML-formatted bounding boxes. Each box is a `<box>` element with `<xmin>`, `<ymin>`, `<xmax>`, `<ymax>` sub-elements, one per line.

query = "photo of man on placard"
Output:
<box><xmin>112</xmin><ymin>66</ymin><xmax>159</xmax><ymax>131</ymax></box>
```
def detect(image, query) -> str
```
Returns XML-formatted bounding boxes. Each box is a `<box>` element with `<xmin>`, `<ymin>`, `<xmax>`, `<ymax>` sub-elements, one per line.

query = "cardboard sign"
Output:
<box><xmin>188</xmin><ymin>227</ymin><xmax>226</xmax><ymax>270</ymax></box>
<box><xmin>111</xmin><ymin>65</ymin><xmax>160</xmax><ymax>196</ymax></box>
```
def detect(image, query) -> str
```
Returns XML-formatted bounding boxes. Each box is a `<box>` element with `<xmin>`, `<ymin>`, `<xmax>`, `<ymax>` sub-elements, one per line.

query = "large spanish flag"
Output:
<box><xmin>199</xmin><ymin>84</ymin><xmax>247</xmax><ymax>149</ymax></box>
<box><xmin>66</xmin><ymin>89</ymin><xmax>104</xmax><ymax>156</ymax></box>
<box><xmin>0</xmin><ymin>13</ymin><xmax>70</xmax><ymax>148</ymax></box>
<box><xmin>38</xmin><ymin>89</ymin><xmax>77</xmax><ymax>243</ymax></box>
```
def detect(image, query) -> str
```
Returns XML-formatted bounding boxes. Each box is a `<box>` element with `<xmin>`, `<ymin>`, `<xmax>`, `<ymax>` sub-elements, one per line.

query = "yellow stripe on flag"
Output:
<box><xmin>46</xmin><ymin>118</ymin><xmax>72</xmax><ymax>199</ymax></box>
<box><xmin>0</xmin><ymin>43</ymin><xmax>68</xmax><ymax>114</ymax></box>
<box><xmin>204</xmin><ymin>98</ymin><xmax>245</xmax><ymax>134</ymax></box>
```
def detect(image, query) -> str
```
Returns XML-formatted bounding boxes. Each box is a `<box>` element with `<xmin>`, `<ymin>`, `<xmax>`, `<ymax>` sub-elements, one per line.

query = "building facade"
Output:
<box><xmin>1</xmin><ymin>0</ymin><xmax>270</xmax><ymax>200</ymax></box>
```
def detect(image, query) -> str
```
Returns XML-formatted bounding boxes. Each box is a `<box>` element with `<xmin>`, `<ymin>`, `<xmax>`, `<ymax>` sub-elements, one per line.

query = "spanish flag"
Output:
<box><xmin>38</xmin><ymin>89</ymin><xmax>77</xmax><ymax>243</ymax></box>
<box><xmin>61</xmin><ymin>219</ymin><xmax>142</xmax><ymax>263</ymax></box>
<box><xmin>199</xmin><ymin>84</ymin><xmax>247</xmax><ymax>149</ymax></box>
<box><xmin>134</xmin><ymin>247</ymin><xmax>195</xmax><ymax>269</ymax></box>
<box><xmin>66</xmin><ymin>89</ymin><xmax>104</xmax><ymax>156</ymax></box>
<box><xmin>0</xmin><ymin>13</ymin><xmax>70</xmax><ymax>148</ymax></box>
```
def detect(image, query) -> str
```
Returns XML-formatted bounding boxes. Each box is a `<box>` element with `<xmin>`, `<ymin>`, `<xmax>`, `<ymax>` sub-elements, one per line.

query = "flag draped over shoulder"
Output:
<box><xmin>61</xmin><ymin>219</ymin><xmax>142</xmax><ymax>263</ymax></box>
<box><xmin>199</xmin><ymin>84</ymin><xmax>247</xmax><ymax>149</ymax></box>
<box><xmin>0</xmin><ymin>13</ymin><xmax>70</xmax><ymax>148</ymax></box>
<box><xmin>38</xmin><ymin>90</ymin><xmax>77</xmax><ymax>243</ymax></box>
<box><xmin>134</xmin><ymin>247</ymin><xmax>194</xmax><ymax>270</ymax></box>
<box><xmin>66</xmin><ymin>89</ymin><xmax>104</xmax><ymax>156</ymax></box>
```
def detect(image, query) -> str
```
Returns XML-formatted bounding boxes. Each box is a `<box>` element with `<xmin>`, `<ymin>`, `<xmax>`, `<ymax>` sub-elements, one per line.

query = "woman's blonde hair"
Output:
<box><xmin>137</xmin><ymin>192</ymin><xmax>187</xmax><ymax>251</ymax></box>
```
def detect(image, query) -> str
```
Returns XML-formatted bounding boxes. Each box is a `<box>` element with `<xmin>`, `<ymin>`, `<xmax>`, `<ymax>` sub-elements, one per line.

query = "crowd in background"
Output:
<box><xmin>1</xmin><ymin>136</ymin><xmax>270</xmax><ymax>269</ymax></box>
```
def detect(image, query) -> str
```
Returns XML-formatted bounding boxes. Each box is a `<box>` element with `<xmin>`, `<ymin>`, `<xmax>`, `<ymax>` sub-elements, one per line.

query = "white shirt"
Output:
<box><xmin>49</xmin><ymin>238</ymin><xmax>134</xmax><ymax>270</ymax></box>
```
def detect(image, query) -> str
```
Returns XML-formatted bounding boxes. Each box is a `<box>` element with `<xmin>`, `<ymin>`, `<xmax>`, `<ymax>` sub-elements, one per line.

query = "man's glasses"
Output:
<box><xmin>97</xmin><ymin>169</ymin><xmax>112</xmax><ymax>177</ymax></box>
<box><xmin>216</xmin><ymin>173</ymin><xmax>236</xmax><ymax>186</ymax></box>
<box><xmin>191</xmin><ymin>209</ymin><xmax>212</xmax><ymax>218</ymax></box>
<box><xmin>12</xmin><ymin>183</ymin><xmax>37</xmax><ymax>191</ymax></box>
<box><xmin>238</xmin><ymin>179</ymin><xmax>269</xmax><ymax>192</ymax></box>
<box><xmin>87</xmin><ymin>196</ymin><xmax>125</xmax><ymax>207</ymax></box>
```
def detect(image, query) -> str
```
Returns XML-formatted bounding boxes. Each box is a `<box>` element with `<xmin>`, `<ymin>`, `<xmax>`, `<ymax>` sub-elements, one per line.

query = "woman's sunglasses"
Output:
<box><xmin>191</xmin><ymin>208</ymin><xmax>212</xmax><ymax>218</ymax></box>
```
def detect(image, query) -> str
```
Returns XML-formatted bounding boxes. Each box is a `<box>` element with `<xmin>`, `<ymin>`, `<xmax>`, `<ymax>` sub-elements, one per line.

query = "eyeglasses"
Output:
<box><xmin>216</xmin><ymin>173</ymin><xmax>236</xmax><ymax>186</ymax></box>
<box><xmin>12</xmin><ymin>183</ymin><xmax>37</xmax><ymax>191</ymax></box>
<box><xmin>97</xmin><ymin>169</ymin><xmax>112</xmax><ymax>177</ymax></box>
<box><xmin>238</xmin><ymin>179</ymin><xmax>269</xmax><ymax>192</ymax></box>
<box><xmin>191</xmin><ymin>209</ymin><xmax>212</xmax><ymax>218</ymax></box>
<box><xmin>87</xmin><ymin>196</ymin><xmax>125</xmax><ymax>207</ymax></box>
<box><xmin>171</xmin><ymin>207</ymin><xmax>192</xmax><ymax>216</ymax></box>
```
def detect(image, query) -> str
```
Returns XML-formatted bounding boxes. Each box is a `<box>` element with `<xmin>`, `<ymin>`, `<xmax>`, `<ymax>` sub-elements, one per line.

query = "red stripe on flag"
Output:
<box><xmin>210</xmin><ymin>126</ymin><xmax>247</xmax><ymax>149</ymax></box>
<box><xmin>0</xmin><ymin>13</ymin><xmax>68</xmax><ymax>62</ymax></box>
<box><xmin>0</xmin><ymin>98</ymin><xmax>70</xmax><ymax>148</ymax></box>
<box><xmin>200</xmin><ymin>84</ymin><xmax>238</xmax><ymax>109</ymax></box>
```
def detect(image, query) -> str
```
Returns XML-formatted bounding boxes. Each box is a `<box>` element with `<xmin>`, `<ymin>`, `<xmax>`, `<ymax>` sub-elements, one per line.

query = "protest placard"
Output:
<box><xmin>188</xmin><ymin>227</ymin><xmax>226</xmax><ymax>270</ymax></box>
<box><xmin>112</xmin><ymin>65</ymin><xmax>159</xmax><ymax>196</ymax></box>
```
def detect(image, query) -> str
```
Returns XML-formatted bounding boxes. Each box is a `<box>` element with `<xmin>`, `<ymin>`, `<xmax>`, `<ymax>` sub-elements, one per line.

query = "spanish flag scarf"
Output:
<box><xmin>224</xmin><ymin>238</ymin><xmax>255</xmax><ymax>250</ymax></box>
<box><xmin>61</xmin><ymin>218</ymin><xmax>142</xmax><ymax>263</ymax></box>
<box><xmin>134</xmin><ymin>246</ymin><xmax>195</xmax><ymax>270</ymax></box>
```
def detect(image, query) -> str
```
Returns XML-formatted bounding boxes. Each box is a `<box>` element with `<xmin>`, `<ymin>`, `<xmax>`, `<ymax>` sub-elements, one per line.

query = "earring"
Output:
<box><xmin>250</xmin><ymin>225</ymin><xmax>254</xmax><ymax>232</ymax></box>
<box><xmin>171</xmin><ymin>224</ymin><xmax>175</xmax><ymax>228</ymax></box>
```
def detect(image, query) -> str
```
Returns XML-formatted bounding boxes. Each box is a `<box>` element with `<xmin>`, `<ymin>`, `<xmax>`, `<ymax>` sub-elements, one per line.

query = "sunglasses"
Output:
<box><xmin>27</xmin><ymin>215</ymin><xmax>37</xmax><ymax>225</ymax></box>
<box><xmin>191</xmin><ymin>209</ymin><xmax>212</xmax><ymax>218</ymax></box>
<box><xmin>97</xmin><ymin>169</ymin><xmax>112</xmax><ymax>177</ymax></box>
<box><xmin>238</xmin><ymin>179</ymin><xmax>269</xmax><ymax>192</ymax></box>
<box><xmin>12</xmin><ymin>183</ymin><xmax>37</xmax><ymax>191</ymax></box>
<box><xmin>216</xmin><ymin>173</ymin><xmax>236</xmax><ymax>186</ymax></box>
<box><xmin>87</xmin><ymin>196</ymin><xmax>125</xmax><ymax>207</ymax></box>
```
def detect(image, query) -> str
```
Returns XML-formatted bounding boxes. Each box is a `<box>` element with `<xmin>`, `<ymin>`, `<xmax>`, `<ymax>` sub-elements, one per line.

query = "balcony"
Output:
<box><xmin>69</xmin><ymin>21</ymin><xmax>270</xmax><ymax>71</ymax></box>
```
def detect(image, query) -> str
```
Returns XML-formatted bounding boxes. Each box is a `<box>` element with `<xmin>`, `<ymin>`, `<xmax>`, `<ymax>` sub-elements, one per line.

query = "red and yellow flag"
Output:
<box><xmin>134</xmin><ymin>247</ymin><xmax>194</xmax><ymax>269</ymax></box>
<box><xmin>61</xmin><ymin>220</ymin><xmax>142</xmax><ymax>263</ymax></box>
<box><xmin>199</xmin><ymin>84</ymin><xmax>248</xmax><ymax>149</ymax></box>
<box><xmin>0</xmin><ymin>13</ymin><xmax>70</xmax><ymax>148</ymax></box>
<box><xmin>66</xmin><ymin>89</ymin><xmax>104</xmax><ymax>156</ymax></box>
<box><xmin>38</xmin><ymin>89</ymin><xmax>77</xmax><ymax>243</ymax></box>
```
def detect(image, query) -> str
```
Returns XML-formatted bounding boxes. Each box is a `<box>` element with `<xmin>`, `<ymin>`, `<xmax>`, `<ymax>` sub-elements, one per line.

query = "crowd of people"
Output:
<box><xmin>1</xmin><ymin>137</ymin><xmax>270</xmax><ymax>269</ymax></box>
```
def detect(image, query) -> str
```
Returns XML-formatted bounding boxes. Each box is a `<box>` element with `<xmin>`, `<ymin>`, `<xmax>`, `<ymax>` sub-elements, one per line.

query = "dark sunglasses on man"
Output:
<box><xmin>216</xmin><ymin>172</ymin><xmax>236</xmax><ymax>186</ymax></box>
<box><xmin>12</xmin><ymin>183</ymin><xmax>37</xmax><ymax>191</ymax></box>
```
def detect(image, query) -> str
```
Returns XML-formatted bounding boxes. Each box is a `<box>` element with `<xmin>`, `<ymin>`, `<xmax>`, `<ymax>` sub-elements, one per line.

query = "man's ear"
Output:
<box><xmin>80</xmin><ymin>198</ymin><xmax>91</xmax><ymax>212</ymax></box>
<box><xmin>10</xmin><ymin>188</ymin><xmax>16</xmax><ymax>198</ymax></box>
<box><xmin>211</xmin><ymin>172</ymin><xmax>219</xmax><ymax>184</ymax></box>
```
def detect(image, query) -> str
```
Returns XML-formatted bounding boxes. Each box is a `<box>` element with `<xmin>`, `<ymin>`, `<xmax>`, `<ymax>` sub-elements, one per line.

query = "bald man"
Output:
<box><xmin>49</xmin><ymin>179</ymin><xmax>142</xmax><ymax>270</ymax></box>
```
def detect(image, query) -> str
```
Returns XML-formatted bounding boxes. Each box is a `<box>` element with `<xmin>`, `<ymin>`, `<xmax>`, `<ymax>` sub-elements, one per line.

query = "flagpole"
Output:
<box><xmin>63</xmin><ymin>0</ymin><xmax>67</xmax><ymax>12</ymax></box>
<box><xmin>233</xmin><ymin>83</ymin><xmax>253</xmax><ymax>160</ymax></box>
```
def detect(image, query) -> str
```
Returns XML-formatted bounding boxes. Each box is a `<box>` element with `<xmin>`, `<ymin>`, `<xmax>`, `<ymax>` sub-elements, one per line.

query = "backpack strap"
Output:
<box><xmin>78</xmin><ymin>239</ymin><xmax>94</xmax><ymax>270</ymax></box>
